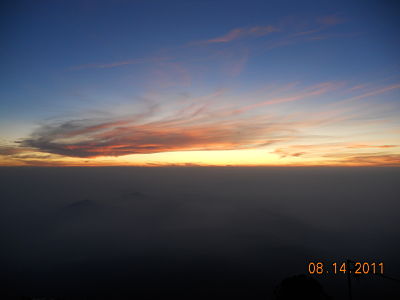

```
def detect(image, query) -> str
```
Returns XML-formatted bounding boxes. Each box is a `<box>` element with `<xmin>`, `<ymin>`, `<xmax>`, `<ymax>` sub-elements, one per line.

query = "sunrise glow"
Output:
<box><xmin>1</xmin><ymin>1</ymin><xmax>399</xmax><ymax>166</ymax></box>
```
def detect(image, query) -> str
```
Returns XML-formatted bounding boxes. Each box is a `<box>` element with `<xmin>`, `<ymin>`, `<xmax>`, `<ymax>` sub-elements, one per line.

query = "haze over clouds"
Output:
<box><xmin>1</xmin><ymin>167</ymin><xmax>399</xmax><ymax>298</ymax></box>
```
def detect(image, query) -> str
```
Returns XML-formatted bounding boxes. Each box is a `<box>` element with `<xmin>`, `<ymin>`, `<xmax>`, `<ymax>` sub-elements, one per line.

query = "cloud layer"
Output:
<box><xmin>20</xmin><ymin>107</ymin><xmax>293</xmax><ymax>158</ymax></box>
<box><xmin>18</xmin><ymin>83</ymin><xmax>337</xmax><ymax>158</ymax></box>
<box><xmin>14</xmin><ymin>80</ymin><xmax>399</xmax><ymax>166</ymax></box>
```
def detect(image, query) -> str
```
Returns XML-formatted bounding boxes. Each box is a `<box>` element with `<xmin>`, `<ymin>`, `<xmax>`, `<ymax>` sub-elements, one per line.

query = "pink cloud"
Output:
<box><xmin>207</xmin><ymin>28</ymin><xmax>246</xmax><ymax>43</ymax></box>
<box><xmin>346</xmin><ymin>144</ymin><xmax>398</xmax><ymax>149</ymax></box>
<box><xmin>233</xmin><ymin>81</ymin><xmax>339</xmax><ymax>114</ymax></box>
<box><xmin>317</xmin><ymin>15</ymin><xmax>345</xmax><ymax>26</ymax></box>
<box><xmin>202</xmin><ymin>25</ymin><xmax>279</xmax><ymax>44</ymax></box>
<box><xmin>23</xmin><ymin>83</ymin><xmax>340</xmax><ymax>158</ymax></box>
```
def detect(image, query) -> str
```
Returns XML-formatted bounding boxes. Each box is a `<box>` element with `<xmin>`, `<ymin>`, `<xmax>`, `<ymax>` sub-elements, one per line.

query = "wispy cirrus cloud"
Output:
<box><xmin>8</xmin><ymin>80</ymin><xmax>399</xmax><ymax>165</ymax></box>
<box><xmin>20</xmin><ymin>113</ymin><xmax>292</xmax><ymax>158</ymax></box>
<box><xmin>339</xmin><ymin>83</ymin><xmax>400</xmax><ymax>103</ymax></box>
<box><xmin>273</xmin><ymin>143</ymin><xmax>399</xmax><ymax>158</ymax></box>
<box><xmin>317</xmin><ymin>14</ymin><xmax>345</xmax><ymax>26</ymax></box>
<box><xmin>346</xmin><ymin>144</ymin><xmax>397</xmax><ymax>149</ymax></box>
<box><xmin>325</xmin><ymin>153</ymin><xmax>400</xmax><ymax>166</ymax></box>
<box><xmin>270</xmin><ymin>139</ymin><xmax>400</xmax><ymax>167</ymax></box>
<box><xmin>259</xmin><ymin>14</ymin><xmax>350</xmax><ymax>51</ymax></box>
<box><xmin>18</xmin><ymin>82</ymin><xmax>341</xmax><ymax>158</ymax></box>
<box><xmin>70</xmin><ymin>15</ymin><xmax>348</xmax><ymax>81</ymax></box>
<box><xmin>233</xmin><ymin>82</ymin><xmax>339</xmax><ymax>114</ymax></box>
<box><xmin>197</xmin><ymin>25</ymin><xmax>279</xmax><ymax>44</ymax></box>
<box><xmin>70</xmin><ymin>56</ymin><xmax>170</xmax><ymax>70</ymax></box>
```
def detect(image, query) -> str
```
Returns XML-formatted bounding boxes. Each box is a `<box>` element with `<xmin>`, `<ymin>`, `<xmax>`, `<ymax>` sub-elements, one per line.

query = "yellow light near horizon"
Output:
<box><xmin>3</xmin><ymin>147</ymin><xmax>399</xmax><ymax>167</ymax></box>
<box><xmin>104</xmin><ymin>149</ymin><xmax>319</xmax><ymax>166</ymax></box>
<box><xmin>37</xmin><ymin>149</ymin><xmax>294</xmax><ymax>166</ymax></box>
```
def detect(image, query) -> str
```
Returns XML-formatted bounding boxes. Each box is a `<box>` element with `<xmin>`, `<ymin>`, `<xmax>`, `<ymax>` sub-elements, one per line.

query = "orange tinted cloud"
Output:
<box><xmin>9</xmin><ymin>80</ymin><xmax>400</xmax><ymax>165</ymax></box>
<box><xmin>21</xmin><ymin>123</ymin><xmax>279</xmax><ymax>158</ymax></box>
<box><xmin>21</xmin><ymin>107</ymin><xmax>293</xmax><ymax>158</ymax></box>
<box><xmin>346</xmin><ymin>144</ymin><xmax>397</xmax><ymax>149</ymax></box>
<box><xmin>272</xmin><ymin>142</ymin><xmax>400</xmax><ymax>166</ymax></box>
<box><xmin>332</xmin><ymin>154</ymin><xmax>400</xmax><ymax>166</ymax></box>
<box><xmin>20</xmin><ymin>82</ymin><xmax>338</xmax><ymax>158</ymax></box>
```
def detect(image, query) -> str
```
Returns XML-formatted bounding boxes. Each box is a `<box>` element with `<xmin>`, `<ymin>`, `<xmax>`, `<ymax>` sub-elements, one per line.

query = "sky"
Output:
<box><xmin>0</xmin><ymin>0</ymin><xmax>399</xmax><ymax>166</ymax></box>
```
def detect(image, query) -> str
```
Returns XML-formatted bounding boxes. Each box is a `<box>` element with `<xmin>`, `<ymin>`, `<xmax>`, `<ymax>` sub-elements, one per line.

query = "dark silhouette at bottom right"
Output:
<box><xmin>274</xmin><ymin>274</ymin><xmax>332</xmax><ymax>300</ymax></box>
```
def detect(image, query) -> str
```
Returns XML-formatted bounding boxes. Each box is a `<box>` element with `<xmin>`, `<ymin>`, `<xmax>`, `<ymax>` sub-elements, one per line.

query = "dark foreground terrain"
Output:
<box><xmin>0</xmin><ymin>167</ymin><xmax>399</xmax><ymax>299</ymax></box>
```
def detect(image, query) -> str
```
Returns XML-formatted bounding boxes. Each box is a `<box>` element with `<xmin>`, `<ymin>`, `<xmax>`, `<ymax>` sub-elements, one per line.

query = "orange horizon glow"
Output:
<box><xmin>1</xmin><ymin>147</ymin><xmax>399</xmax><ymax>167</ymax></box>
